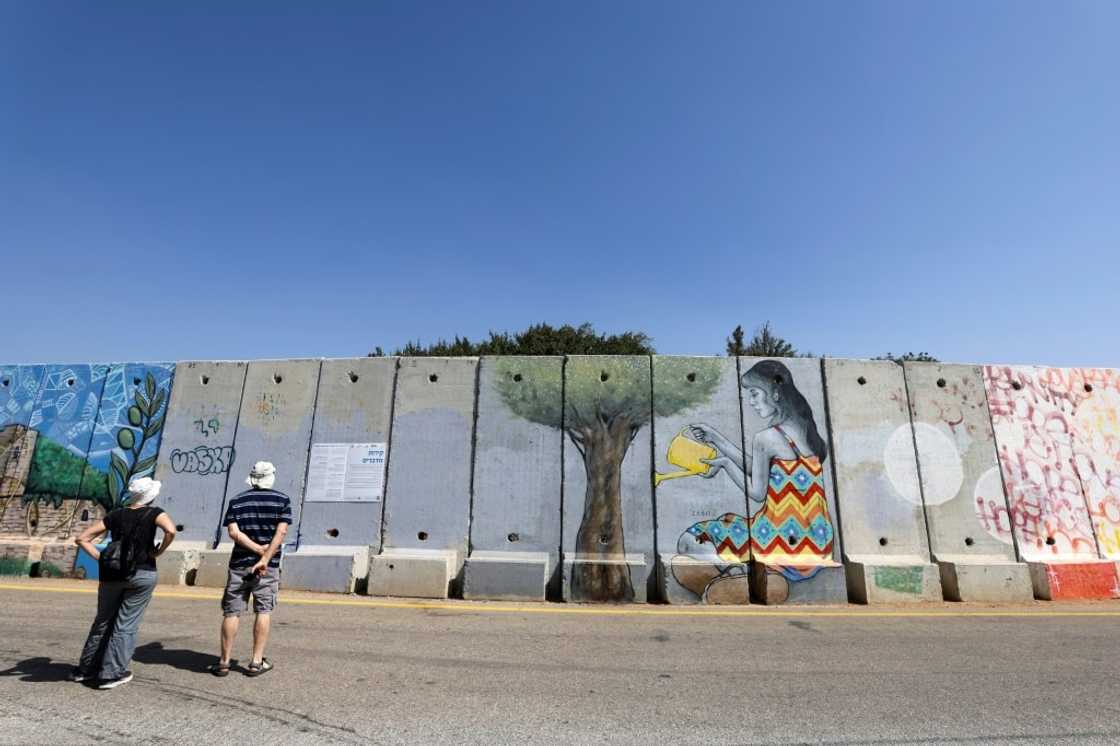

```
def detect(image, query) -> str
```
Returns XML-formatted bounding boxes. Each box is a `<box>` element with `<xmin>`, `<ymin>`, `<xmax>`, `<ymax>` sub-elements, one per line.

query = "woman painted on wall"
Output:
<box><xmin>688</xmin><ymin>360</ymin><xmax>835</xmax><ymax>594</ymax></box>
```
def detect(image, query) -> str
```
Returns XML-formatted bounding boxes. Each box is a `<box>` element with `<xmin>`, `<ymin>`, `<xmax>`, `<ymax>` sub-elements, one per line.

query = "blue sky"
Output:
<box><xmin>2</xmin><ymin>2</ymin><xmax>1117</xmax><ymax>366</ymax></box>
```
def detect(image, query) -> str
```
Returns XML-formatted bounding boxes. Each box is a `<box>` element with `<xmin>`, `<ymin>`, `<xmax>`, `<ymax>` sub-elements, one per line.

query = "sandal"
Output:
<box><xmin>208</xmin><ymin>662</ymin><xmax>231</xmax><ymax>677</ymax></box>
<box><xmin>246</xmin><ymin>658</ymin><xmax>273</xmax><ymax>677</ymax></box>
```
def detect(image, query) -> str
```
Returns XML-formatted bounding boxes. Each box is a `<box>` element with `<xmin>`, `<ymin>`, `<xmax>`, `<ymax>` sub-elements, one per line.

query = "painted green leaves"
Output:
<box><xmin>105</xmin><ymin>370</ymin><xmax>168</xmax><ymax>509</ymax></box>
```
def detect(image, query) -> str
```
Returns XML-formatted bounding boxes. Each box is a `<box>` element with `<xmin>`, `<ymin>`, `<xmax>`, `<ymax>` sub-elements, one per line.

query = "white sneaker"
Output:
<box><xmin>97</xmin><ymin>671</ymin><xmax>133</xmax><ymax>690</ymax></box>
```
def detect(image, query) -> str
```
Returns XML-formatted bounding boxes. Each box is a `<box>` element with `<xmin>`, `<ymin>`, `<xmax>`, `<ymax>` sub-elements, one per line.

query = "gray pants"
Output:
<box><xmin>78</xmin><ymin>569</ymin><xmax>158</xmax><ymax>679</ymax></box>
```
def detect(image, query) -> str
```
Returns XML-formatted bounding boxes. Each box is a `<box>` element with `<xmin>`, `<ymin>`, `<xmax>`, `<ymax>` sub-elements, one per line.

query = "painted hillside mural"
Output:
<box><xmin>0</xmin><ymin>364</ymin><xmax>174</xmax><ymax>571</ymax></box>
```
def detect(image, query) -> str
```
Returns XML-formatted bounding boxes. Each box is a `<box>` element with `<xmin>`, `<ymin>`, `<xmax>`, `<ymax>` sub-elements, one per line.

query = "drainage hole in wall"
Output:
<box><xmin>273</xmin><ymin>373</ymin><xmax>283</xmax><ymax>384</ymax></box>
<box><xmin>600</xmin><ymin>371</ymin><xmax>610</xmax><ymax>382</ymax></box>
<box><xmin>513</xmin><ymin>373</ymin><xmax>523</xmax><ymax>382</ymax></box>
<box><xmin>327</xmin><ymin>528</ymin><xmax>339</xmax><ymax>538</ymax></box>
<box><xmin>349</xmin><ymin>372</ymin><xmax>359</xmax><ymax>383</ymax></box>
<box><xmin>2</xmin><ymin>378</ymin><xmax>10</xmax><ymax>387</ymax></box>
<box><xmin>175</xmin><ymin>524</ymin><xmax>184</xmax><ymax>532</ymax></box>
<box><xmin>964</xmin><ymin>537</ymin><xmax>974</xmax><ymax>546</ymax></box>
<box><xmin>857</xmin><ymin>376</ymin><xmax>867</xmax><ymax>386</ymax></box>
<box><xmin>1084</xmin><ymin>383</ymin><xmax>1094</xmax><ymax>393</ymax></box>
<box><xmin>1045</xmin><ymin>536</ymin><xmax>1056</xmax><ymax>546</ymax></box>
<box><xmin>788</xmin><ymin>534</ymin><xmax>797</xmax><ymax>544</ymax></box>
<box><xmin>133</xmin><ymin>377</ymin><xmax>142</xmax><ymax>386</ymax></box>
<box><xmin>936</xmin><ymin>378</ymin><xmax>947</xmax><ymax>388</ymax></box>
<box><xmin>29</xmin><ymin>519</ymin><xmax>38</xmax><ymax>528</ymax></box>
<box><xmin>388</xmin><ymin>564</ymin><xmax>395</xmax><ymax>570</ymax></box>
<box><xmin>686</xmin><ymin>372</ymin><xmax>696</xmax><ymax>383</ymax></box>
<box><xmin>185</xmin><ymin>569</ymin><xmax>197</xmax><ymax>585</ymax></box>
<box><xmin>773</xmin><ymin>375</ymin><xmax>784</xmax><ymax>386</ymax></box>
<box><xmin>1011</xmin><ymin>381</ymin><xmax>1022</xmax><ymax>391</ymax></box>
<box><xmin>67</xmin><ymin>378</ymin><xmax>75</xmax><ymax>387</ymax></box>
<box><xmin>417</xmin><ymin>531</ymin><xmax>428</xmax><ymax>541</ymax></box>
<box><xmin>201</xmin><ymin>375</ymin><xmax>210</xmax><ymax>385</ymax></box>
<box><xmin>507</xmin><ymin>532</ymin><xmax>520</xmax><ymax>543</ymax></box>
<box><xmin>81</xmin><ymin>510</ymin><xmax>90</xmax><ymax>522</ymax></box>
<box><xmin>428</xmin><ymin>374</ymin><xmax>438</xmax><ymax>383</ymax></box>
<box><xmin>599</xmin><ymin>534</ymin><xmax>610</xmax><ymax>545</ymax></box>
<box><xmin>878</xmin><ymin>537</ymin><xmax>888</xmax><ymax>546</ymax></box>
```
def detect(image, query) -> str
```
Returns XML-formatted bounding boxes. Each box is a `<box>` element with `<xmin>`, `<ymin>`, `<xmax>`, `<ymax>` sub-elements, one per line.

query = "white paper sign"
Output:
<box><xmin>305</xmin><ymin>443</ymin><xmax>386</xmax><ymax>502</ymax></box>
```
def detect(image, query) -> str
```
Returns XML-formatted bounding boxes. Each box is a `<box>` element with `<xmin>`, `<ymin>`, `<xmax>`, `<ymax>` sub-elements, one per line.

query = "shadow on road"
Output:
<box><xmin>0</xmin><ymin>656</ymin><xmax>74</xmax><ymax>683</ymax></box>
<box><xmin>133</xmin><ymin>641</ymin><xmax>217</xmax><ymax>674</ymax></box>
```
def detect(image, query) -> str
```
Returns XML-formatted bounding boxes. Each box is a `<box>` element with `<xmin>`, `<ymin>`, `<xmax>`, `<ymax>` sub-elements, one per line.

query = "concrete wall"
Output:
<box><xmin>904</xmin><ymin>362</ymin><xmax>1018</xmax><ymax>559</ymax></box>
<box><xmin>465</xmin><ymin>356</ymin><xmax>563</xmax><ymax>599</ymax></box>
<box><xmin>0</xmin><ymin>365</ymin><xmax>46</xmax><ymax>496</ymax></box>
<box><xmin>562</xmin><ymin>355</ymin><xmax>654</xmax><ymax>603</ymax></box>
<box><xmin>381</xmin><ymin>358</ymin><xmax>477</xmax><ymax>561</ymax></box>
<box><xmin>220</xmin><ymin>360</ymin><xmax>320</xmax><ymax>550</ymax></box>
<box><xmin>153</xmin><ymin>361</ymin><xmax>248</xmax><ymax>544</ymax></box>
<box><xmin>297</xmin><ymin>357</ymin><xmax>397</xmax><ymax>549</ymax></box>
<box><xmin>6</xmin><ymin>354</ymin><xmax>1118</xmax><ymax>602</ymax></box>
<box><xmin>824</xmin><ymin>359</ymin><xmax>940</xmax><ymax>602</ymax></box>
<box><xmin>652</xmin><ymin>356</ymin><xmax>749</xmax><ymax>604</ymax></box>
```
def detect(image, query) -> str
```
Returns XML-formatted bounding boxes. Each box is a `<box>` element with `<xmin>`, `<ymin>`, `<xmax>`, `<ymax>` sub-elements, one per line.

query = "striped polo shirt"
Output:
<box><xmin>222</xmin><ymin>488</ymin><xmax>293</xmax><ymax>569</ymax></box>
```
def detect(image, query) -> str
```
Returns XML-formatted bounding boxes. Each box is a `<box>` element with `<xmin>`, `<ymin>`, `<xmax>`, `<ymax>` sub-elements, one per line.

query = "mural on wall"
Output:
<box><xmin>686</xmin><ymin>360</ymin><xmax>835</xmax><ymax>602</ymax></box>
<box><xmin>0</xmin><ymin>365</ymin><xmax>46</xmax><ymax>500</ymax></box>
<box><xmin>497</xmin><ymin>357</ymin><xmax>711</xmax><ymax>602</ymax></box>
<box><xmin>984</xmin><ymin>366</ymin><xmax>1120</xmax><ymax>560</ymax></box>
<box><xmin>0</xmin><ymin>363</ymin><xmax>174</xmax><ymax>546</ymax></box>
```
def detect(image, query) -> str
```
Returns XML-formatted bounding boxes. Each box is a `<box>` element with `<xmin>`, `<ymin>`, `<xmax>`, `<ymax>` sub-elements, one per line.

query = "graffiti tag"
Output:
<box><xmin>170</xmin><ymin>445</ymin><xmax>235</xmax><ymax>476</ymax></box>
<box><xmin>193</xmin><ymin>417</ymin><xmax>220</xmax><ymax>437</ymax></box>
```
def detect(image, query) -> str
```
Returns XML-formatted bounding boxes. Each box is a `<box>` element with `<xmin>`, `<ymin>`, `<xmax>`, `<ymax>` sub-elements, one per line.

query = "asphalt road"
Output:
<box><xmin>1</xmin><ymin>580</ymin><xmax>1119</xmax><ymax>745</ymax></box>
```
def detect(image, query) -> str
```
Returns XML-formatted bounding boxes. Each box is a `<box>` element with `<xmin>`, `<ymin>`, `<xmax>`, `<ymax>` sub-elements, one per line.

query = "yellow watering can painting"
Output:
<box><xmin>655</xmin><ymin>429</ymin><xmax>717</xmax><ymax>485</ymax></box>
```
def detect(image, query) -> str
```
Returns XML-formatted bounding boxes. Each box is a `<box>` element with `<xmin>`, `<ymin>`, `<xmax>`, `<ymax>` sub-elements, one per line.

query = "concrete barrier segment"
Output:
<box><xmin>561</xmin><ymin>356</ymin><xmax>654</xmax><ymax>603</ymax></box>
<box><xmin>903</xmin><ymin>362</ymin><xmax>1032</xmax><ymax>602</ymax></box>
<box><xmin>653</xmin><ymin>356</ymin><xmax>750</xmax><ymax>604</ymax></box>
<box><xmin>824</xmin><ymin>359</ymin><xmax>941</xmax><ymax>603</ymax></box>
<box><xmin>376</xmin><ymin>358</ymin><xmax>477</xmax><ymax>597</ymax></box>
<box><xmin>465</xmin><ymin>357</ymin><xmax>562</xmax><ymax>600</ymax></box>
<box><xmin>153</xmin><ymin>361</ymin><xmax>248</xmax><ymax>545</ymax></box>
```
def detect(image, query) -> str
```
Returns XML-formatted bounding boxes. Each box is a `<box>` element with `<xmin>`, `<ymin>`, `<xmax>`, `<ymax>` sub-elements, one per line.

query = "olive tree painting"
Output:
<box><xmin>495</xmin><ymin>356</ymin><xmax>719</xmax><ymax>602</ymax></box>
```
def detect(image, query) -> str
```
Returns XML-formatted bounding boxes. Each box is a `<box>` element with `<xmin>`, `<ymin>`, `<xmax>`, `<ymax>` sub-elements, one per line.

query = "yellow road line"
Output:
<box><xmin>2</xmin><ymin>582</ymin><xmax>1120</xmax><ymax>618</ymax></box>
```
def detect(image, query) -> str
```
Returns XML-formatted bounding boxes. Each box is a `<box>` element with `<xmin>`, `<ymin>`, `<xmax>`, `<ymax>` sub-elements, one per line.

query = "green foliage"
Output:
<box><xmin>106</xmin><ymin>370</ymin><xmax>168</xmax><ymax>509</ymax></box>
<box><xmin>652</xmin><ymin>358</ymin><xmax>722</xmax><ymax>418</ymax></box>
<box><xmin>389</xmin><ymin>323</ymin><xmax>656</xmax><ymax>357</ymax></box>
<box><xmin>726</xmin><ymin>325</ymin><xmax>746</xmax><ymax>356</ymax></box>
<box><xmin>23</xmin><ymin>437</ymin><xmax>86</xmax><ymax>506</ymax></box>
<box><xmin>563</xmin><ymin>357</ymin><xmax>652</xmax><ymax>429</ymax></box>
<box><xmin>875</xmin><ymin>351</ymin><xmax>939</xmax><ymax>365</ymax></box>
<box><xmin>367</xmin><ymin>346</ymin><xmax>386</xmax><ymax>357</ymax></box>
<box><xmin>493</xmin><ymin>358</ymin><xmax>564</xmax><ymax>428</ymax></box>
<box><xmin>743</xmin><ymin>321</ymin><xmax>797</xmax><ymax>357</ymax></box>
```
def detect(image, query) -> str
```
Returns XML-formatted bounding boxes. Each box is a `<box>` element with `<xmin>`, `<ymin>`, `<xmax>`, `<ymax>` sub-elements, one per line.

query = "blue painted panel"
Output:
<box><xmin>83</xmin><ymin>363</ymin><xmax>176</xmax><ymax>509</ymax></box>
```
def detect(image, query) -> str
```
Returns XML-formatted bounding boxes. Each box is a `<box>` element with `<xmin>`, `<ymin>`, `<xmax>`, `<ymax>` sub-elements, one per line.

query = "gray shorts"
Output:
<box><xmin>221</xmin><ymin>566</ymin><xmax>280</xmax><ymax>616</ymax></box>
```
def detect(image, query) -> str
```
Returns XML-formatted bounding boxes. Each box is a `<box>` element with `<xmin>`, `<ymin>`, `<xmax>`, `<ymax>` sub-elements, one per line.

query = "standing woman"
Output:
<box><xmin>72</xmin><ymin>477</ymin><xmax>177</xmax><ymax>689</ymax></box>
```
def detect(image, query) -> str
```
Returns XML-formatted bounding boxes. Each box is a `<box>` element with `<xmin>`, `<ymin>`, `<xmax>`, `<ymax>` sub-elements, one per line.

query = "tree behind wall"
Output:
<box><xmin>726</xmin><ymin>321</ymin><xmax>798</xmax><ymax>357</ymax></box>
<box><xmin>494</xmin><ymin>356</ymin><xmax>720</xmax><ymax>601</ymax></box>
<box><xmin>372</xmin><ymin>323</ymin><xmax>656</xmax><ymax>357</ymax></box>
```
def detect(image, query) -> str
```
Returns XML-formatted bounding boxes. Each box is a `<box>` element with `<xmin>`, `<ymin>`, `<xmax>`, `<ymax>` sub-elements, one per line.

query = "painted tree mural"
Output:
<box><xmin>495</xmin><ymin>356</ymin><xmax>720</xmax><ymax>601</ymax></box>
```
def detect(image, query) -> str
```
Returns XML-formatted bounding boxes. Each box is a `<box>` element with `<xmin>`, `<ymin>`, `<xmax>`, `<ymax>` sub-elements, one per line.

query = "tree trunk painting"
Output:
<box><xmin>569</xmin><ymin>415</ymin><xmax>638</xmax><ymax>602</ymax></box>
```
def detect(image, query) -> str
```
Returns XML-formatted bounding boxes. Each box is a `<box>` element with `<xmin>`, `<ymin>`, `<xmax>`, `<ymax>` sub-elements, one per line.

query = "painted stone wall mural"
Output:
<box><xmin>651</xmin><ymin>357</ymin><xmax>750</xmax><ymax>604</ymax></box>
<box><xmin>984</xmin><ymin>365</ymin><xmax>1120</xmax><ymax>561</ymax></box>
<box><xmin>728</xmin><ymin>358</ymin><xmax>844</xmax><ymax>603</ymax></box>
<box><xmin>0</xmin><ymin>365</ymin><xmax>46</xmax><ymax>501</ymax></box>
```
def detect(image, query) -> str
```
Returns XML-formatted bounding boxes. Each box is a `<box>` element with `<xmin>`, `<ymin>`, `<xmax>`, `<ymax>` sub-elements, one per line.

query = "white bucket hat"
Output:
<box><xmin>246</xmin><ymin>461</ymin><xmax>276</xmax><ymax>489</ymax></box>
<box><xmin>126</xmin><ymin>476</ymin><xmax>161</xmax><ymax>506</ymax></box>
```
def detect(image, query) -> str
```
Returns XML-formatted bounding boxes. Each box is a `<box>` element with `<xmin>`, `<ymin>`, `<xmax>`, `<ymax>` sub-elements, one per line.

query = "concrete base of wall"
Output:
<box><xmin>367</xmin><ymin>549</ymin><xmax>456</xmax><ymax>599</ymax></box>
<box><xmin>845</xmin><ymin>555</ymin><xmax>942</xmax><ymax>603</ymax></box>
<box><xmin>1028</xmin><ymin>560</ymin><xmax>1120</xmax><ymax>600</ymax></box>
<box><xmin>194</xmin><ymin>547</ymin><xmax>234</xmax><ymax>588</ymax></box>
<box><xmin>935</xmin><ymin>556</ymin><xmax>1034</xmax><ymax>602</ymax></box>
<box><xmin>462</xmin><ymin>551</ymin><xmax>549</xmax><ymax>601</ymax></box>
<box><xmin>658</xmin><ymin>554</ymin><xmax>750</xmax><ymax>604</ymax></box>
<box><xmin>283</xmin><ymin>546</ymin><xmax>370</xmax><ymax>594</ymax></box>
<box><xmin>563</xmin><ymin>554</ymin><xmax>651</xmax><ymax>603</ymax></box>
<box><xmin>156</xmin><ymin>546</ymin><xmax>202</xmax><ymax>586</ymax></box>
<box><xmin>752</xmin><ymin>562</ymin><xmax>847</xmax><ymax>605</ymax></box>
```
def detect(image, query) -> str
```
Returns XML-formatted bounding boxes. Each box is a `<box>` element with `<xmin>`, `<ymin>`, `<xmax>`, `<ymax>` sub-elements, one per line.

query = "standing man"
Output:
<box><xmin>210</xmin><ymin>461</ymin><xmax>291</xmax><ymax>677</ymax></box>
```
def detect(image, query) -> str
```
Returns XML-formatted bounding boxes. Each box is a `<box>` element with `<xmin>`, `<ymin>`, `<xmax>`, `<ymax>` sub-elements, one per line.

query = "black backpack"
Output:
<box><xmin>99</xmin><ymin>507</ymin><xmax>155</xmax><ymax>582</ymax></box>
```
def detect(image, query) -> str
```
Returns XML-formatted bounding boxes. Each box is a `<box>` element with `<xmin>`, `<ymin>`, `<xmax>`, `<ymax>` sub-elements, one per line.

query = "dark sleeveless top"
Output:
<box><xmin>103</xmin><ymin>507</ymin><xmax>165</xmax><ymax>573</ymax></box>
